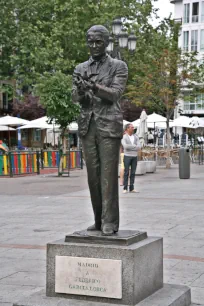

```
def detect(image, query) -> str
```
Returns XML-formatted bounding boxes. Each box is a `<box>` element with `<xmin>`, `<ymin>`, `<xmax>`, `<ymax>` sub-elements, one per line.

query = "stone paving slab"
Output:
<box><xmin>191</xmin><ymin>286</ymin><xmax>204</xmax><ymax>303</ymax></box>
<box><xmin>0</xmin><ymin>285</ymin><xmax>43</xmax><ymax>303</ymax></box>
<box><xmin>13</xmin><ymin>284</ymin><xmax>191</xmax><ymax>306</ymax></box>
<box><xmin>0</xmin><ymin>272</ymin><xmax>45</xmax><ymax>287</ymax></box>
<box><xmin>0</xmin><ymin>165</ymin><xmax>204</xmax><ymax>304</ymax></box>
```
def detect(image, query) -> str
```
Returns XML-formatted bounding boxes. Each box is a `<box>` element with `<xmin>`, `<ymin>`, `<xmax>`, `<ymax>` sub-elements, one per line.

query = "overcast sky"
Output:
<box><xmin>152</xmin><ymin>0</ymin><xmax>174</xmax><ymax>25</ymax></box>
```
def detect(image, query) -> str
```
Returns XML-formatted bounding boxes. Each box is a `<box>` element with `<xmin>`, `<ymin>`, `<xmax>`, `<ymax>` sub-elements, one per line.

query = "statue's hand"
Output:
<box><xmin>84</xmin><ymin>90</ymin><xmax>94</xmax><ymax>101</ymax></box>
<box><xmin>84</xmin><ymin>80</ymin><xmax>97</xmax><ymax>92</ymax></box>
<box><xmin>76</xmin><ymin>76</ymin><xmax>87</xmax><ymax>94</ymax></box>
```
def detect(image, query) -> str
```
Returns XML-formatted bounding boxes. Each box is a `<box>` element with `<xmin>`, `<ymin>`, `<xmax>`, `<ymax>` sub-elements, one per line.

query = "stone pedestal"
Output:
<box><xmin>13</xmin><ymin>284</ymin><xmax>191</xmax><ymax>306</ymax></box>
<box><xmin>46</xmin><ymin>232</ymin><xmax>163</xmax><ymax>305</ymax></box>
<box><xmin>12</xmin><ymin>230</ymin><xmax>191</xmax><ymax>306</ymax></box>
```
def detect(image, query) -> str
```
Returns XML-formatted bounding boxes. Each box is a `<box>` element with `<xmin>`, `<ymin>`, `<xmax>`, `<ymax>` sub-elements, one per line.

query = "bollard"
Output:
<box><xmin>8</xmin><ymin>152</ymin><xmax>13</xmax><ymax>177</ymax></box>
<box><xmin>179</xmin><ymin>148</ymin><xmax>190</xmax><ymax>179</ymax></box>
<box><xmin>36</xmin><ymin>151</ymin><xmax>40</xmax><ymax>175</ymax></box>
<box><xmin>41</xmin><ymin>149</ymin><xmax>44</xmax><ymax>169</ymax></box>
<box><xmin>81</xmin><ymin>150</ymin><xmax>83</xmax><ymax>169</ymax></box>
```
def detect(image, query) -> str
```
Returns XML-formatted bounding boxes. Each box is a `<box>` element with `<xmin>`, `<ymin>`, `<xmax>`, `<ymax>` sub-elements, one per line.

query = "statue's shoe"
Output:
<box><xmin>87</xmin><ymin>224</ymin><xmax>101</xmax><ymax>231</ymax></box>
<box><xmin>102</xmin><ymin>225</ymin><xmax>117</xmax><ymax>236</ymax></box>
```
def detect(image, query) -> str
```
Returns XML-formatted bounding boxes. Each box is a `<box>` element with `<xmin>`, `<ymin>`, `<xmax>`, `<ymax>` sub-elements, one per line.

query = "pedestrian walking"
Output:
<box><xmin>122</xmin><ymin>123</ymin><xmax>141</xmax><ymax>193</ymax></box>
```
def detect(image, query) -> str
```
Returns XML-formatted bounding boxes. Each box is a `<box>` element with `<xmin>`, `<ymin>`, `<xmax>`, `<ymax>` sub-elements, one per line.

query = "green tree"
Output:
<box><xmin>35</xmin><ymin>72</ymin><xmax>80</xmax><ymax>171</ymax></box>
<box><xmin>126</xmin><ymin>19</ymin><xmax>204</xmax><ymax>168</ymax></box>
<box><xmin>0</xmin><ymin>0</ymin><xmax>16</xmax><ymax>79</ymax></box>
<box><xmin>1</xmin><ymin>0</ymin><xmax>158</xmax><ymax>85</ymax></box>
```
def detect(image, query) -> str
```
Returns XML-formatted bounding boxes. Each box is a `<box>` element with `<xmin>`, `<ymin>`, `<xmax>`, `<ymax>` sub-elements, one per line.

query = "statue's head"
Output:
<box><xmin>86</xmin><ymin>25</ymin><xmax>109</xmax><ymax>59</ymax></box>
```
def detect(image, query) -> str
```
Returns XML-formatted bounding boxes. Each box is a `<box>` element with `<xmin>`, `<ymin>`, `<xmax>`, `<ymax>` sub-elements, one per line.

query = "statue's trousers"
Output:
<box><xmin>81</xmin><ymin>116</ymin><xmax>121</xmax><ymax>231</ymax></box>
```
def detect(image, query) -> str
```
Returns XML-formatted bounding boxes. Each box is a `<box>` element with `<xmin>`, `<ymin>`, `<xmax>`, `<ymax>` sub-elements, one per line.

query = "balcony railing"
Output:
<box><xmin>192</xmin><ymin>15</ymin><xmax>199</xmax><ymax>23</ymax></box>
<box><xmin>183</xmin><ymin>17</ymin><xmax>189</xmax><ymax>24</ymax></box>
<box><xmin>183</xmin><ymin>46</ymin><xmax>189</xmax><ymax>52</ymax></box>
<box><xmin>174</xmin><ymin>18</ymin><xmax>182</xmax><ymax>24</ymax></box>
<box><xmin>191</xmin><ymin>45</ymin><xmax>198</xmax><ymax>52</ymax></box>
<box><xmin>184</xmin><ymin>103</ymin><xmax>204</xmax><ymax>111</ymax></box>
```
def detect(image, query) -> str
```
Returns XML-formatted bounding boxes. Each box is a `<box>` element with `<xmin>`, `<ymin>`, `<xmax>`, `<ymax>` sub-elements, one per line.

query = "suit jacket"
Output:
<box><xmin>72</xmin><ymin>54</ymin><xmax>128</xmax><ymax>138</ymax></box>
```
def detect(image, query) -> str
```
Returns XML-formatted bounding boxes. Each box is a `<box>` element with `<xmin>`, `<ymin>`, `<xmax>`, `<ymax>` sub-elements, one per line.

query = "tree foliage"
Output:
<box><xmin>12</xmin><ymin>94</ymin><xmax>46</xmax><ymax>120</ymax></box>
<box><xmin>35</xmin><ymin>72</ymin><xmax>80</xmax><ymax>131</ymax></box>
<box><xmin>0</xmin><ymin>0</ymin><xmax>159</xmax><ymax>122</ymax></box>
<box><xmin>127</xmin><ymin>19</ymin><xmax>204</xmax><ymax>118</ymax></box>
<box><xmin>0</xmin><ymin>0</ymin><xmax>157</xmax><ymax>85</ymax></box>
<box><xmin>35</xmin><ymin>71</ymin><xmax>80</xmax><ymax>172</ymax></box>
<box><xmin>126</xmin><ymin>19</ymin><xmax>204</xmax><ymax>167</ymax></box>
<box><xmin>0</xmin><ymin>0</ymin><xmax>16</xmax><ymax>78</ymax></box>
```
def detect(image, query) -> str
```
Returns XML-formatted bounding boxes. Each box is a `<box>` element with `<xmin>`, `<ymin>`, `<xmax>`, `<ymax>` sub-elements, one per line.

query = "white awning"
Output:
<box><xmin>0</xmin><ymin>125</ymin><xmax>16</xmax><ymax>131</ymax></box>
<box><xmin>0</xmin><ymin>115</ymin><xmax>30</xmax><ymax>126</ymax></box>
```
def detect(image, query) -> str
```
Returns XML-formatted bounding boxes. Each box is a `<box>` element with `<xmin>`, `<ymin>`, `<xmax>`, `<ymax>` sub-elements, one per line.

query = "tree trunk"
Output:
<box><xmin>166</xmin><ymin>118</ymin><xmax>171</xmax><ymax>169</ymax></box>
<box><xmin>59</xmin><ymin>128</ymin><xmax>67</xmax><ymax>174</ymax></box>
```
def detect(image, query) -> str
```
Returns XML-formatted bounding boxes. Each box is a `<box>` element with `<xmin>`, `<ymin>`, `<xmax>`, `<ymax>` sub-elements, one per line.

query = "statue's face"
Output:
<box><xmin>87</xmin><ymin>32</ymin><xmax>106</xmax><ymax>59</ymax></box>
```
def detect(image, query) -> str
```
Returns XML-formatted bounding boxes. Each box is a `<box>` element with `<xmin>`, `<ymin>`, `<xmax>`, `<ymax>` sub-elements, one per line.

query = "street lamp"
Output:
<box><xmin>119</xmin><ymin>30</ymin><xmax>128</xmax><ymax>48</ymax></box>
<box><xmin>106</xmin><ymin>36</ymin><xmax>114</xmax><ymax>53</ymax></box>
<box><xmin>107</xmin><ymin>18</ymin><xmax>137</xmax><ymax>59</ymax></box>
<box><xmin>128</xmin><ymin>32</ymin><xmax>137</xmax><ymax>52</ymax></box>
<box><xmin>112</xmin><ymin>18</ymin><xmax>123</xmax><ymax>36</ymax></box>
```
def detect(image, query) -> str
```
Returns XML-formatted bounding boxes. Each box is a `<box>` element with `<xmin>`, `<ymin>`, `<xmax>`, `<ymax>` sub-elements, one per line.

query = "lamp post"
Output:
<box><xmin>106</xmin><ymin>18</ymin><xmax>137</xmax><ymax>59</ymax></box>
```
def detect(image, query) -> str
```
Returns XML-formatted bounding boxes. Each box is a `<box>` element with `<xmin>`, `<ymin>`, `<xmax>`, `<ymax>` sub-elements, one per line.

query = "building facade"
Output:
<box><xmin>171</xmin><ymin>0</ymin><xmax>204</xmax><ymax>116</ymax></box>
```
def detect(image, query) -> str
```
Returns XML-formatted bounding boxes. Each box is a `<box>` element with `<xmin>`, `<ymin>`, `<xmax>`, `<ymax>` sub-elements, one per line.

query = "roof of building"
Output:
<box><xmin>170</xmin><ymin>0</ymin><xmax>182</xmax><ymax>3</ymax></box>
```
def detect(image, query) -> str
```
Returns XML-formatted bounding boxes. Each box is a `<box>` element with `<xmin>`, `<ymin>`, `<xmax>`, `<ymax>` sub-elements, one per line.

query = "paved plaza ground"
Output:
<box><xmin>0</xmin><ymin>164</ymin><xmax>204</xmax><ymax>305</ymax></box>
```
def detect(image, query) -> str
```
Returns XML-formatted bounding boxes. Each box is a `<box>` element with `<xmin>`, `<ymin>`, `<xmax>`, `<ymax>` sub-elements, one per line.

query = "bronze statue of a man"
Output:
<box><xmin>72</xmin><ymin>25</ymin><xmax>128</xmax><ymax>236</ymax></box>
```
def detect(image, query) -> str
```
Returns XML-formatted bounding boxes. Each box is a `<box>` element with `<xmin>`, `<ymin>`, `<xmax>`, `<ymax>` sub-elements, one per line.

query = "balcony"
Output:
<box><xmin>192</xmin><ymin>15</ymin><xmax>199</xmax><ymax>23</ymax></box>
<box><xmin>174</xmin><ymin>18</ymin><xmax>182</xmax><ymax>24</ymax></box>
<box><xmin>183</xmin><ymin>46</ymin><xmax>189</xmax><ymax>52</ymax></box>
<box><xmin>191</xmin><ymin>45</ymin><xmax>198</xmax><ymax>52</ymax></box>
<box><xmin>170</xmin><ymin>0</ymin><xmax>182</xmax><ymax>3</ymax></box>
<box><xmin>183</xmin><ymin>17</ymin><xmax>189</xmax><ymax>24</ymax></box>
<box><xmin>183</xmin><ymin>102</ymin><xmax>204</xmax><ymax>114</ymax></box>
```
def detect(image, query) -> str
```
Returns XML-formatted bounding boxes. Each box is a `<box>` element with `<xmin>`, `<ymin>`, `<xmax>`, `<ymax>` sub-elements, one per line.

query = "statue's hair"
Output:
<box><xmin>86</xmin><ymin>25</ymin><xmax>110</xmax><ymax>43</ymax></box>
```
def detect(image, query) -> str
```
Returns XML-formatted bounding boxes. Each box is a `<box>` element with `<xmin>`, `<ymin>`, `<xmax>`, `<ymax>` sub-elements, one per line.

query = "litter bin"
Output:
<box><xmin>179</xmin><ymin>147</ymin><xmax>190</xmax><ymax>179</ymax></box>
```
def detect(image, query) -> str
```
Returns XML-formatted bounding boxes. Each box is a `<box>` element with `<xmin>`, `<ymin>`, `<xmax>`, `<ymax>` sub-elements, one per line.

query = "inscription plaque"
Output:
<box><xmin>55</xmin><ymin>256</ymin><xmax>122</xmax><ymax>299</ymax></box>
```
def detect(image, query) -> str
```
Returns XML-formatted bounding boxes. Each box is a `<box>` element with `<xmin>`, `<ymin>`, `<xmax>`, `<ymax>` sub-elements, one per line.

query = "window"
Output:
<box><xmin>184</xmin><ymin>101</ymin><xmax>190</xmax><ymax>110</ymax></box>
<box><xmin>192</xmin><ymin>2</ymin><xmax>199</xmax><ymax>23</ymax></box>
<box><xmin>33</xmin><ymin>129</ymin><xmax>41</xmax><ymax>142</ymax></box>
<box><xmin>201</xmin><ymin>30</ymin><xmax>204</xmax><ymax>51</ymax></box>
<box><xmin>0</xmin><ymin>84</ymin><xmax>8</xmax><ymax>110</ymax></box>
<box><xmin>21</xmin><ymin>130</ymin><xmax>28</xmax><ymax>141</ymax></box>
<box><xmin>184</xmin><ymin>93</ymin><xmax>204</xmax><ymax>111</ymax></box>
<box><xmin>184</xmin><ymin>3</ymin><xmax>190</xmax><ymax>23</ymax></box>
<box><xmin>2</xmin><ymin>92</ymin><xmax>8</xmax><ymax>110</ymax></box>
<box><xmin>202</xmin><ymin>1</ymin><xmax>204</xmax><ymax>22</ymax></box>
<box><xmin>183</xmin><ymin>31</ymin><xmax>189</xmax><ymax>51</ymax></box>
<box><xmin>0</xmin><ymin>93</ymin><xmax>2</xmax><ymax>109</ymax></box>
<box><xmin>191</xmin><ymin>30</ymin><xmax>198</xmax><ymax>51</ymax></box>
<box><xmin>196</xmin><ymin>94</ymin><xmax>204</xmax><ymax>110</ymax></box>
